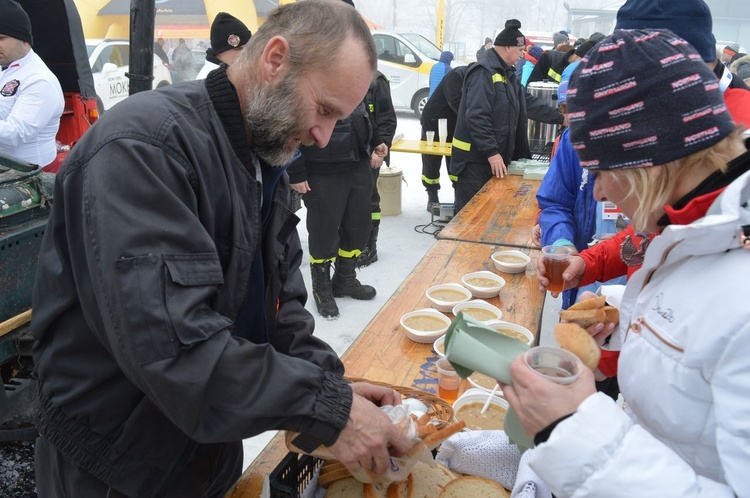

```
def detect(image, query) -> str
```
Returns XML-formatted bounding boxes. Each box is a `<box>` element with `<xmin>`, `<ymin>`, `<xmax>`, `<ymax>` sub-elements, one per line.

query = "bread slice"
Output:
<box><xmin>386</xmin><ymin>474</ymin><xmax>412</xmax><ymax>498</ymax></box>
<box><xmin>603</xmin><ymin>305</ymin><xmax>620</xmax><ymax>327</ymax></box>
<box><xmin>558</xmin><ymin>307</ymin><xmax>607</xmax><ymax>328</ymax></box>
<box><xmin>437</xmin><ymin>476</ymin><xmax>509</xmax><ymax>497</ymax></box>
<box><xmin>325</xmin><ymin>476</ymin><xmax>365</xmax><ymax>497</ymax></box>
<box><xmin>407</xmin><ymin>461</ymin><xmax>456</xmax><ymax>498</ymax></box>
<box><xmin>568</xmin><ymin>295</ymin><xmax>606</xmax><ymax>310</ymax></box>
<box><xmin>554</xmin><ymin>322</ymin><xmax>601</xmax><ymax>370</ymax></box>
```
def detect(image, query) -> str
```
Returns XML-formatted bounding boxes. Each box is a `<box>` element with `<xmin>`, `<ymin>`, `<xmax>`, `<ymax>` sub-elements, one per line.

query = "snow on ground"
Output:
<box><xmin>240</xmin><ymin>111</ymin><xmax>560</xmax><ymax>470</ymax></box>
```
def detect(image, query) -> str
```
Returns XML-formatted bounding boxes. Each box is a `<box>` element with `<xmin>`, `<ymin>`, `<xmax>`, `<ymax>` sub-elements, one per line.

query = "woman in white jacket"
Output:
<box><xmin>503</xmin><ymin>29</ymin><xmax>750</xmax><ymax>497</ymax></box>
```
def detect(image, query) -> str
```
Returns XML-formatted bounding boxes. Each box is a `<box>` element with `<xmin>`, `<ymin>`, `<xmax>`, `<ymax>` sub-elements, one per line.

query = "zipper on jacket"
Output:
<box><xmin>628</xmin><ymin>317</ymin><xmax>684</xmax><ymax>352</ymax></box>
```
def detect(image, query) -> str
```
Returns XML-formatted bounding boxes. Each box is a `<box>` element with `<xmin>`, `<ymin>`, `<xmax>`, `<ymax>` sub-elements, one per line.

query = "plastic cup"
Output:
<box><xmin>523</xmin><ymin>346</ymin><xmax>582</xmax><ymax>385</ymax></box>
<box><xmin>436</xmin><ymin>358</ymin><xmax>460</xmax><ymax>402</ymax></box>
<box><xmin>541</xmin><ymin>245</ymin><xmax>572</xmax><ymax>293</ymax></box>
<box><xmin>438</xmin><ymin>118</ymin><xmax>448</xmax><ymax>148</ymax></box>
<box><xmin>426</xmin><ymin>130</ymin><xmax>435</xmax><ymax>147</ymax></box>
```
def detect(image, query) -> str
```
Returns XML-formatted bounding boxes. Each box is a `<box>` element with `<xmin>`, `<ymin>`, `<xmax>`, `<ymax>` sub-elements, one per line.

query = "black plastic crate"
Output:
<box><xmin>269</xmin><ymin>452</ymin><xmax>324</xmax><ymax>498</ymax></box>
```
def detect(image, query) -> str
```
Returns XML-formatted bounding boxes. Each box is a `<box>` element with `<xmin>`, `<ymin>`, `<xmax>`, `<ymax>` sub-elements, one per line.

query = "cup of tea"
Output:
<box><xmin>436</xmin><ymin>358</ymin><xmax>461</xmax><ymax>402</ymax></box>
<box><xmin>523</xmin><ymin>346</ymin><xmax>582</xmax><ymax>385</ymax></box>
<box><xmin>541</xmin><ymin>245</ymin><xmax>572</xmax><ymax>293</ymax></box>
<box><xmin>426</xmin><ymin>130</ymin><xmax>435</xmax><ymax>147</ymax></box>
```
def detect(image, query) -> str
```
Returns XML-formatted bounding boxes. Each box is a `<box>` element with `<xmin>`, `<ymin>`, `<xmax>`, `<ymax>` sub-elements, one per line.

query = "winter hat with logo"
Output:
<box><xmin>210</xmin><ymin>12</ymin><xmax>252</xmax><ymax>55</ymax></box>
<box><xmin>495</xmin><ymin>19</ymin><xmax>525</xmax><ymax>47</ymax></box>
<box><xmin>723</xmin><ymin>43</ymin><xmax>740</xmax><ymax>57</ymax></box>
<box><xmin>615</xmin><ymin>0</ymin><xmax>716</xmax><ymax>63</ymax></box>
<box><xmin>0</xmin><ymin>0</ymin><xmax>33</xmax><ymax>45</ymax></box>
<box><xmin>566</xmin><ymin>30</ymin><xmax>735</xmax><ymax>171</ymax></box>
<box><xmin>557</xmin><ymin>61</ymin><xmax>580</xmax><ymax>104</ymax></box>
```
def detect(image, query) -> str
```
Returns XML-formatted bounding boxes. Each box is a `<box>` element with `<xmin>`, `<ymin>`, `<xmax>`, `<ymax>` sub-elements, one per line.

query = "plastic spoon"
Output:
<box><xmin>480</xmin><ymin>384</ymin><xmax>499</xmax><ymax>414</ymax></box>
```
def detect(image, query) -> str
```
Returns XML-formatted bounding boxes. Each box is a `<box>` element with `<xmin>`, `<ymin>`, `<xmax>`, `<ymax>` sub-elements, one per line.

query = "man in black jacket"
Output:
<box><xmin>526</xmin><ymin>39</ymin><xmax>594</xmax><ymax>85</ymax></box>
<box><xmin>31</xmin><ymin>2</ymin><xmax>411</xmax><ymax>497</ymax></box>
<box><xmin>450</xmin><ymin>20</ymin><xmax>564</xmax><ymax>211</ymax></box>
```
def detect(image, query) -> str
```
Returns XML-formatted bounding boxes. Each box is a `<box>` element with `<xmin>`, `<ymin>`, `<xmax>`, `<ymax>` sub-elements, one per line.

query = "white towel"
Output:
<box><xmin>435</xmin><ymin>430</ymin><xmax>521</xmax><ymax>490</ymax></box>
<box><xmin>511</xmin><ymin>449</ymin><xmax>552</xmax><ymax>498</ymax></box>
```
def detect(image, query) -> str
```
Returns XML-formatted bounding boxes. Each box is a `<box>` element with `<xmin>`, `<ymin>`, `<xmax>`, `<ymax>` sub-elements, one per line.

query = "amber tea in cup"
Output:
<box><xmin>541</xmin><ymin>245</ymin><xmax>572</xmax><ymax>293</ymax></box>
<box><xmin>436</xmin><ymin>358</ymin><xmax>460</xmax><ymax>402</ymax></box>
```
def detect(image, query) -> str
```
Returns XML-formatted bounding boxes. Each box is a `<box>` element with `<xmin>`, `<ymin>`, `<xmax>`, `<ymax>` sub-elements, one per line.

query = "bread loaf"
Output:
<box><xmin>558</xmin><ymin>307</ymin><xmax>607</xmax><ymax>328</ymax></box>
<box><xmin>437</xmin><ymin>476</ymin><xmax>509</xmax><ymax>497</ymax></box>
<box><xmin>554</xmin><ymin>322</ymin><xmax>601</xmax><ymax>370</ymax></box>
<box><xmin>567</xmin><ymin>295</ymin><xmax>606</xmax><ymax>310</ymax></box>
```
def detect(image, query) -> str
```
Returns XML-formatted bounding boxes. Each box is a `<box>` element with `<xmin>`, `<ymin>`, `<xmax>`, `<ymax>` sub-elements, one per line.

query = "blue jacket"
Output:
<box><xmin>428</xmin><ymin>51</ymin><xmax>454</xmax><ymax>97</ymax></box>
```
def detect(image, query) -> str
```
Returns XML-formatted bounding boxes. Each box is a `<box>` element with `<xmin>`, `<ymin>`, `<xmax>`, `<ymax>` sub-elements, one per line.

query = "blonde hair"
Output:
<box><xmin>613</xmin><ymin>128</ymin><xmax>747</xmax><ymax>231</ymax></box>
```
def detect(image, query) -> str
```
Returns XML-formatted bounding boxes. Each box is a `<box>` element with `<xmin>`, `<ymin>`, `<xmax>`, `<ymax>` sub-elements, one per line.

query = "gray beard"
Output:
<box><xmin>244</xmin><ymin>75</ymin><xmax>306</xmax><ymax>167</ymax></box>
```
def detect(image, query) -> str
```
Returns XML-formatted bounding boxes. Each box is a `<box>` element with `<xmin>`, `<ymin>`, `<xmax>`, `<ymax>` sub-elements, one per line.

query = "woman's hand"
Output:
<box><xmin>536</xmin><ymin>254</ymin><xmax>586</xmax><ymax>297</ymax></box>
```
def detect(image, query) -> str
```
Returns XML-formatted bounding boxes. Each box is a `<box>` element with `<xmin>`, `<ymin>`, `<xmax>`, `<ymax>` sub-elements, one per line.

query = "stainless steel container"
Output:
<box><xmin>526</xmin><ymin>82</ymin><xmax>560</xmax><ymax>157</ymax></box>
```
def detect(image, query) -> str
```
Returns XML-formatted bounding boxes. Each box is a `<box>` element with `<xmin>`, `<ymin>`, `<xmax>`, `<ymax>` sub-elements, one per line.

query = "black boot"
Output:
<box><xmin>358</xmin><ymin>224</ymin><xmax>379</xmax><ymax>267</ymax></box>
<box><xmin>332</xmin><ymin>256</ymin><xmax>376</xmax><ymax>300</ymax></box>
<box><xmin>427</xmin><ymin>190</ymin><xmax>440</xmax><ymax>213</ymax></box>
<box><xmin>310</xmin><ymin>261</ymin><xmax>339</xmax><ymax>318</ymax></box>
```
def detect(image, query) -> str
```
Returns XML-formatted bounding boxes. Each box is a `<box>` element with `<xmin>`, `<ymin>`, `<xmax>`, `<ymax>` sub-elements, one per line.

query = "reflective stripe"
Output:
<box><xmin>448</xmin><ymin>174</ymin><xmax>458</xmax><ymax>182</ymax></box>
<box><xmin>547</xmin><ymin>68</ymin><xmax>562</xmax><ymax>82</ymax></box>
<box><xmin>368</xmin><ymin>103</ymin><xmax>375</xmax><ymax>113</ymax></box>
<box><xmin>452</xmin><ymin>138</ymin><xmax>471</xmax><ymax>151</ymax></box>
<box><xmin>310</xmin><ymin>256</ymin><xmax>335</xmax><ymax>264</ymax></box>
<box><xmin>492</xmin><ymin>73</ymin><xmax>507</xmax><ymax>84</ymax></box>
<box><xmin>371</xmin><ymin>212</ymin><xmax>381</xmax><ymax>221</ymax></box>
<box><xmin>338</xmin><ymin>248</ymin><xmax>361</xmax><ymax>258</ymax></box>
<box><xmin>421</xmin><ymin>175</ymin><xmax>441</xmax><ymax>185</ymax></box>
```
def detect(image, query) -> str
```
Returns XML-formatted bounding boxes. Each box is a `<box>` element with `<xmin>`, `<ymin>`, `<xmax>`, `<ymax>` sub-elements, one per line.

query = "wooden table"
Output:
<box><xmin>391</xmin><ymin>138</ymin><xmax>452</xmax><ymax>156</ymax></box>
<box><xmin>226</xmin><ymin>241</ymin><xmax>544</xmax><ymax>497</ymax></box>
<box><xmin>437</xmin><ymin>176</ymin><xmax>541</xmax><ymax>249</ymax></box>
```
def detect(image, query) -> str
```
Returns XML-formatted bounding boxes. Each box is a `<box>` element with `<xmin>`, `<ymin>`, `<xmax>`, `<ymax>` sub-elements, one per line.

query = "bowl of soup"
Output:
<box><xmin>468</xmin><ymin>372</ymin><xmax>501</xmax><ymax>394</ymax></box>
<box><xmin>433</xmin><ymin>334</ymin><xmax>446</xmax><ymax>359</ymax></box>
<box><xmin>452</xmin><ymin>300</ymin><xmax>503</xmax><ymax>323</ymax></box>
<box><xmin>491</xmin><ymin>250</ymin><xmax>531</xmax><ymax>274</ymax></box>
<box><xmin>400</xmin><ymin>308</ymin><xmax>452</xmax><ymax>343</ymax></box>
<box><xmin>425</xmin><ymin>283</ymin><xmax>472</xmax><ymax>312</ymax></box>
<box><xmin>453</xmin><ymin>388</ymin><xmax>509</xmax><ymax>431</ymax></box>
<box><xmin>485</xmin><ymin>320</ymin><xmax>534</xmax><ymax>346</ymax></box>
<box><xmin>461</xmin><ymin>271</ymin><xmax>506</xmax><ymax>299</ymax></box>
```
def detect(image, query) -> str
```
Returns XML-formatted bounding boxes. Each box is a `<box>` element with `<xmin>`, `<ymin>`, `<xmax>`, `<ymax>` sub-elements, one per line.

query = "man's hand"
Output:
<box><xmin>370</xmin><ymin>151</ymin><xmax>384</xmax><ymax>169</ymax></box>
<box><xmin>531</xmin><ymin>224</ymin><xmax>542</xmax><ymax>248</ymax></box>
<box><xmin>501</xmin><ymin>355</ymin><xmax>596</xmax><ymax>438</ymax></box>
<box><xmin>351</xmin><ymin>382</ymin><xmax>402</xmax><ymax>407</ymax></box>
<box><xmin>536</xmin><ymin>254</ymin><xmax>586</xmax><ymax>297</ymax></box>
<box><xmin>328</xmin><ymin>394</ymin><xmax>412</xmax><ymax>476</ymax></box>
<box><xmin>374</xmin><ymin>143</ymin><xmax>388</xmax><ymax>158</ymax></box>
<box><xmin>291</xmin><ymin>181</ymin><xmax>311</xmax><ymax>194</ymax></box>
<box><xmin>488</xmin><ymin>154</ymin><xmax>507</xmax><ymax>178</ymax></box>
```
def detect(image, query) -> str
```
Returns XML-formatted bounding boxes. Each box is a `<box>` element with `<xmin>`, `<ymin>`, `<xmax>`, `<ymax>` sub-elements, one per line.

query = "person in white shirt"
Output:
<box><xmin>0</xmin><ymin>0</ymin><xmax>64</xmax><ymax>171</ymax></box>
<box><xmin>195</xmin><ymin>12</ymin><xmax>251</xmax><ymax>80</ymax></box>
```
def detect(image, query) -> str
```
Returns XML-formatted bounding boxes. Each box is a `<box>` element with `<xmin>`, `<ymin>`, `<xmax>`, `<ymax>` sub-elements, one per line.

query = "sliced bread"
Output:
<box><xmin>437</xmin><ymin>475</ymin><xmax>509</xmax><ymax>497</ymax></box>
<box><xmin>407</xmin><ymin>461</ymin><xmax>456</xmax><ymax>498</ymax></box>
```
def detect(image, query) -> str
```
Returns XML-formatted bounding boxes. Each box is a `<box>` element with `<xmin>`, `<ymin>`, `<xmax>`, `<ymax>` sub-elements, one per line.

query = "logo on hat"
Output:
<box><xmin>227</xmin><ymin>34</ymin><xmax>240</xmax><ymax>48</ymax></box>
<box><xmin>516</xmin><ymin>36</ymin><xmax>525</xmax><ymax>47</ymax></box>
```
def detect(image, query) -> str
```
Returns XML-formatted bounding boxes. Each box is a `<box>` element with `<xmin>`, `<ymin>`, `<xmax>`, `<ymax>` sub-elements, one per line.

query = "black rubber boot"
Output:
<box><xmin>357</xmin><ymin>224</ymin><xmax>379</xmax><ymax>267</ymax></box>
<box><xmin>332</xmin><ymin>256</ymin><xmax>376</xmax><ymax>300</ymax></box>
<box><xmin>310</xmin><ymin>261</ymin><xmax>339</xmax><ymax>318</ymax></box>
<box><xmin>427</xmin><ymin>190</ymin><xmax>440</xmax><ymax>213</ymax></box>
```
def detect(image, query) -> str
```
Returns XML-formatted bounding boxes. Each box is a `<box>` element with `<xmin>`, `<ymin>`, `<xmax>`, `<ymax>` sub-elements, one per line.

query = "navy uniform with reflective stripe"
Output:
<box><xmin>526</xmin><ymin>48</ymin><xmax>575</xmax><ymax>85</ymax></box>
<box><xmin>449</xmin><ymin>48</ymin><xmax>563</xmax><ymax>210</ymax></box>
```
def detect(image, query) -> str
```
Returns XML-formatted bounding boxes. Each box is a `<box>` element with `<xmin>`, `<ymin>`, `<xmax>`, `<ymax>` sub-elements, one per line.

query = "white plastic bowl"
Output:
<box><xmin>485</xmin><ymin>319</ymin><xmax>535</xmax><ymax>346</ymax></box>
<box><xmin>467</xmin><ymin>372</ymin><xmax>501</xmax><ymax>394</ymax></box>
<box><xmin>433</xmin><ymin>334</ymin><xmax>446</xmax><ymax>359</ymax></box>
<box><xmin>400</xmin><ymin>308</ymin><xmax>451</xmax><ymax>343</ymax></box>
<box><xmin>461</xmin><ymin>271</ymin><xmax>506</xmax><ymax>298</ymax></box>
<box><xmin>425</xmin><ymin>283</ymin><xmax>472</xmax><ymax>312</ymax></box>
<box><xmin>452</xmin><ymin>300</ymin><xmax>503</xmax><ymax>323</ymax></box>
<box><xmin>453</xmin><ymin>388</ymin><xmax>510</xmax><ymax>431</ymax></box>
<box><xmin>491</xmin><ymin>250</ymin><xmax>531</xmax><ymax>274</ymax></box>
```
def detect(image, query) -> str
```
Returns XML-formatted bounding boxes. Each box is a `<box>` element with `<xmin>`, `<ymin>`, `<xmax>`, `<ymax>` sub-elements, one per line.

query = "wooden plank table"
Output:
<box><xmin>390</xmin><ymin>138</ymin><xmax>452</xmax><ymax>156</ymax></box>
<box><xmin>437</xmin><ymin>176</ymin><xmax>541</xmax><ymax>249</ymax></box>
<box><xmin>226</xmin><ymin>241</ymin><xmax>544</xmax><ymax>497</ymax></box>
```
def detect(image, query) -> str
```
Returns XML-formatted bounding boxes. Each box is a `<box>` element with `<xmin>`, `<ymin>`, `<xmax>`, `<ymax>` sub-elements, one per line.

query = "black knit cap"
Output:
<box><xmin>0</xmin><ymin>0</ymin><xmax>33</xmax><ymax>45</ymax></box>
<box><xmin>210</xmin><ymin>12</ymin><xmax>251</xmax><ymax>55</ymax></box>
<box><xmin>494</xmin><ymin>19</ymin><xmax>525</xmax><ymax>47</ymax></box>
<box><xmin>574</xmin><ymin>40</ymin><xmax>596</xmax><ymax>58</ymax></box>
<box><xmin>567</xmin><ymin>29</ymin><xmax>735</xmax><ymax>171</ymax></box>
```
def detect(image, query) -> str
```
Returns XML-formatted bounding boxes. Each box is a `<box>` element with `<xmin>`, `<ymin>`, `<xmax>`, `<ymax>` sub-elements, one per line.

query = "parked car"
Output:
<box><xmin>86</xmin><ymin>39</ymin><xmax>172</xmax><ymax>112</ymax></box>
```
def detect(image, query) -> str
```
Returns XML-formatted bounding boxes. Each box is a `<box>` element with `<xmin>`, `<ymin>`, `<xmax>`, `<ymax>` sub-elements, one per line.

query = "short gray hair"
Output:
<box><xmin>238</xmin><ymin>0</ymin><xmax>376</xmax><ymax>74</ymax></box>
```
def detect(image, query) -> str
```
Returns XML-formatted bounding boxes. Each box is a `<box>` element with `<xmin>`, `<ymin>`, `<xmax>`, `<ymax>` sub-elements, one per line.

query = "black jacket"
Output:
<box><xmin>420</xmin><ymin>64</ymin><xmax>470</xmax><ymax>136</ymax></box>
<box><xmin>450</xmin><ymin>49</ymin><xmax>563</xmax><ymax>174</ymax></box>
<box><xmin>527</xmin><ymin>48</ymin><xmax>575</xmax><ymax>85</ymax></box>
<box><xmin>366</xmin><ymin>71</ymin><xmax>397</xmax><ymax>148</ymax></box>
<box><xmin>32</xmin><ymin>68</ymin><xmax>351</xmax><ymax>497</ymax></box>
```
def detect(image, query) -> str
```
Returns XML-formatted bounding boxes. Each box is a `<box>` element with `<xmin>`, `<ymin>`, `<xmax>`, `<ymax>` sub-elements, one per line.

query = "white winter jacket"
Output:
<box><xmin>529</xmin><ymin>165</ymin><xmax>750</xmax><ymax>497</ymax></box>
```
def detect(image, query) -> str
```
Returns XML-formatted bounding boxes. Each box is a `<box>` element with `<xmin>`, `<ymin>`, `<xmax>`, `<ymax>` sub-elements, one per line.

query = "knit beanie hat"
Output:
<box><xmin>589</xmin><ymin>32</ymin><xmax>607</xmax><ymax>44</ymax></box>
<box><xmin>495</xmin><ymin>20</ymin><xmax>525</xmax><ymax>47</ymax></box>
<box><xmin>574</xmin><ymin>40</ymin><xmax>596</xmax><ymax>58</ymax></box>
<box><xmin>731</xmin><ymin>56</ymin><xmax>750</xmax><ymax>81</ymax></box>
<box><xmin>528</xmin><ymin>46</ymin><xmax>543</xmax><ymax>60</ymax></box>
<box><xmin>557</xmin><ymin>61</ymin><xmax>580</xmax><ymax>104</ymax></box>
<box><xmin>723</xmin><ymin>43</ymin><xmax>740</xmax><ymax>57</ymax></box>
<box><xmin>566</xmin><ymin>30</ymin><xmax>735</xmax><ymax>171</ymax></box>
<box><xmin>0</xmin><ymin>0</ymin><xmax>33</xmax><ymax>45</ymax></box>
<box><xmin>485</xmin><ymin>37</ymin><xmax>493</xmax><ymax>45</ymax></box>
<box><xmin>615</xmin><ymin>0</ymin><xmax>716</xmax><ymax>63</ymax></box>
<box><xmin>553</xmin><ymin>31</ymin><xmax>568</xmax><ymax>47</ymax></box>
<box><xmin>210</xmin><ymin>12</ymin><xmax>252</xmax><ymax>55</ymax></box>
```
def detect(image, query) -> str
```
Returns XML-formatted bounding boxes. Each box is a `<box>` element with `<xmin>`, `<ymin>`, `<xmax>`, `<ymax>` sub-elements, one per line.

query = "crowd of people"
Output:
<box><xmin>3</xmin><ymin>0</ymin><xmax>749</xmax><ymax>495</ymax></box>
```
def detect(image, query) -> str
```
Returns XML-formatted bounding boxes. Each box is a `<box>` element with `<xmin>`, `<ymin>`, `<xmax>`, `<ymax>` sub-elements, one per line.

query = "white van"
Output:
<box><xmin>86</xmin><ymin>39</ymin><xmax>173</xmax><ymax>113</ymax></box>
<box><xmin>372</xmin><ymin>30</ymin><xmax>463</xmax><ymax>117</ymax></box>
